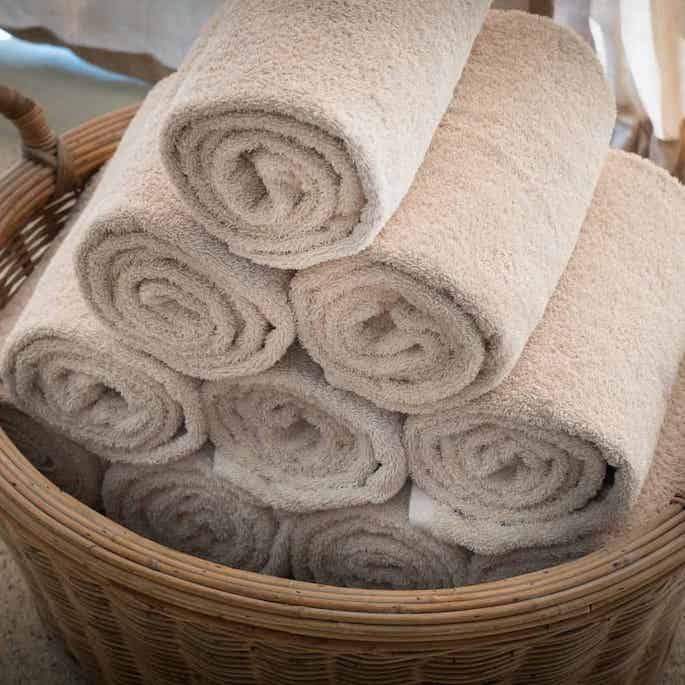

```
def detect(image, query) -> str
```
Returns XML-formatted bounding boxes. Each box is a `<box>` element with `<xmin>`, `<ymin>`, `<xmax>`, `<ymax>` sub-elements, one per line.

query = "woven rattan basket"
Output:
<box><xmin>1</xmin><ymin>87</ymin><xmax>685</xmax><ymax>685</ymax></box>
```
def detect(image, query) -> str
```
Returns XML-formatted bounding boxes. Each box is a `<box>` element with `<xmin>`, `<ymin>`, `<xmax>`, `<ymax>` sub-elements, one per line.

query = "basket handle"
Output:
<box><xmin>0</xmin><ymin>86</ymin><xmax>79</xmax><ymax>196</ymax></box>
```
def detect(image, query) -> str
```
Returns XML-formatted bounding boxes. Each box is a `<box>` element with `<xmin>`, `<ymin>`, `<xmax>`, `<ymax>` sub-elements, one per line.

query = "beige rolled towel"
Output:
<box><xmin>406</xmin><ymin>151</ymin><xmax>685</xmax><ymax>555</ymax></box>
<box><xmin>160</xmin><ymin>0</ymin><xmax>490</xmax><ymax>269</ymax></box>
<box><xmin>0</xmin><ymin>392</ymin><xmax>104</xmax><ymax>508</ymax></box>
<box><xmin>291</xmin><ymin>11</ymin><xmax>615</xmax><ymax>414</ymax></box>
<box><xmin>203</xmin><ymin>348</ymin><xmax>407</xmax><ymax>512</ymax></box>
<box><xmin>282</xmin><ymin>487</ymin><xmax>469</xmax><ymax>590</ymax></box>
<box><xmin>416</xmin><ymin>356</ymin><xmax>685</xmax><ymax>583</ymax></box>
<box><xmin>103</xmin><ymin>446</ymin><xmax>287</xmax><ymax>574</ymax></box>
<box><xmin>1</xmin><ymin>208</ymin><xmax>207</xmax><ymax>464</ymax></box>
<box><xmin>75</xmin><ymin>78</ymin><xmax>295</xmax><ymax>380</ymax></box>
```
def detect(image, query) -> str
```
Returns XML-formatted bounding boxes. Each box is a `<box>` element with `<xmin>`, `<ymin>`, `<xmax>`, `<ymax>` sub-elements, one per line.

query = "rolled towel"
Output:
<box><xmin>160</xmin><ymin>0</ymin><xmax>490</xmax><ymax>269</ymax></box>
<box><xmin>405</xmin><ymin>151</ymin><xmax>685</xmax><ymax>554</ymax></box>
<box><xmin>291</xmin><ymin>10</ymin><xmax>614</xmax><ymax>414</ymax></box>
<box><xmin>1</xmin><ymin>206</ymin><xmax>207</xmax><ymax>464</ymax></box>
<box><xmin>282</xmin><ymin>487</ymin><xmax>469</xmax><ymax>589</ymax></box>
<box><xmin>417</xmin><ymin>356</ymin><xmax>685</xmax><ymax>582</ymax></box>
<box><xmin>75</xmin><ymin>78</ymin><xmax>295</xmax><ymax>380</ymax></box>
<box><xmin>103</xmin><ymin>446</ymin><xmax>286</xmax><ymax>574</ymax></box>
<box><xmin>0</xmin><ymin>391</ymin><xmax>104</xmax><ymax>508</ymax></box>
<box><xmin>203</xmin><ymin>348</ymin><xmax>407</xmax><ymax>512</ymax></box>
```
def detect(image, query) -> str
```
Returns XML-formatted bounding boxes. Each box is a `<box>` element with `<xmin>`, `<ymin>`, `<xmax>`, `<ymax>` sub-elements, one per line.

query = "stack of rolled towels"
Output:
<box><xmin>4</xmin><ymin>1</ymin><xmax>685</xmax><ymax>589</ymax></box>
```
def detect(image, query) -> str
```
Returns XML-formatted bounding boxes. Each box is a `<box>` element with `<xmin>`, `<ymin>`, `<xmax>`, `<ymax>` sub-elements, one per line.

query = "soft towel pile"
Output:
<box><xmin>161</xmin><ymin>0</ymin><xmax>491</xmax><ymax>268</ymax></box>
<box><xmin>75</xmin><ymin>78</ymin><xmax>296</xmax><ymax>380</ymax></box>
<box><xmin>3</xmin><ymin>3</ymin><xmax>685</xmax><ymax>591</ymax></box>
<box><xmin>406</xmin><ymin>151</ymin><xmax>685</xmax><ymax>555</ymax></box>
<box><xmin>291</xmin><ymin>10</ymin><xmax>615</xmax><ymax>413</ymax></box>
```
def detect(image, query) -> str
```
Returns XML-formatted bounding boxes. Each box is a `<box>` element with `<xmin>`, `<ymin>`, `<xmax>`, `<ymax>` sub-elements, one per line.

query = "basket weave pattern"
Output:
<box><xmin>0</xmin><ymin>95</ymin><xmax>684</xmax><ymax>685</ymax></box>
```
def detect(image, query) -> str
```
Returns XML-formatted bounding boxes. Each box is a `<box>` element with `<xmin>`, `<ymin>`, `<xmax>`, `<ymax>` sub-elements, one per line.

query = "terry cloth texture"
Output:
<box><xmin>0</xmin><ymin>200</ymin><xmax>207</xmax><ymax>464</ymax></box>
<box><xmin>619</xmin><ymin>357</ymin><xmax>685</xmax><ymax>537</ymax></box>
<box><xmin>414</xmin><ymin>357</ymin><xmax>685</xmax><ymax>584</ymax></box>
<box><xmin>103</xmin><ymin>445</ymin><xmax>287</xmax><ymax>574</ymax></box>
<box><xmin>291</xmin><ymin>10</ymin><xmax>615</xmax><ymax>414</ymax></box>
<box><xmin>160</xmin><ymin>0</ymin><xmax>490</xmax><ymax>269</ymax></box>
<box><xmin>75</xmin><ymin>77</ymin><xmax>295</xmax><ymax>380</ymax></box>
<box><xmin>203</xmin><ymin>348</ymin><xmax>407</xmax><ymax>512</ymax></box>
<box><xmin>281</xmin><ymin>486</ymin><xmax>469</xmax><ymax>590</ymax></box>
<box><xmin>405</xmin><ymin>151</ymin><xmax>685</xmax><ymax>555</ymax></box>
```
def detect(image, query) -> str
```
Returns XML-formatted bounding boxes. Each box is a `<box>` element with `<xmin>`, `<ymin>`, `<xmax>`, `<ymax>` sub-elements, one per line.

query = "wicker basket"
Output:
<box><xmin>1</xmin><ymin>87</ymin><xmax>685</xmax><ymax>685</ymax></box>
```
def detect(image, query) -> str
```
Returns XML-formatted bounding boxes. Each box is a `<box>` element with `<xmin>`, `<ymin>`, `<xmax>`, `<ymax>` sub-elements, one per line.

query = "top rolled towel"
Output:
<box><xmin>160</xmin><ymin>0</ymin><xmax>491</xmax><ymax>269</ymax></box>
<box><xmin>291</xmin><ymin>10</ymin><xmax>615</xmax><ymax>413</ymax></box>
<box><xmin>405</xmin><ymin>151</ymin><xmax>685</xmax><ymax>554</ymax></box>
<box><xmin>75</xmin><ymin>77</ymin><xmax>295</xmax><ymax>380</ymax></box>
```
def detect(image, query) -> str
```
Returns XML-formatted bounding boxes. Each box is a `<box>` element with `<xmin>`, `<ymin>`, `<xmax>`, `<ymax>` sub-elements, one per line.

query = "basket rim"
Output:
<box><xmin>1</xmin><ymin>104</ymin><xmax>685</xmax><ymax>646</ymax></box>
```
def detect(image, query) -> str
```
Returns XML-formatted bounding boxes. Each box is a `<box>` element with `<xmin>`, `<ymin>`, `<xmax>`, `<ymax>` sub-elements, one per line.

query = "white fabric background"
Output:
<box><xmin>0</xmin><ymin>0</ymin><xmax>219</xmax><ymax>68</ymax></box>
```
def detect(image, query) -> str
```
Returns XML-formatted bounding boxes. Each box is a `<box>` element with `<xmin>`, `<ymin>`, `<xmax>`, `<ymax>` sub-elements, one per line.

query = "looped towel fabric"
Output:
<box><xmin>0</xmin><ymin>201</ymin><xmax>207</xmax><ymax>464</ymax></box>
<box><xmin>103</xmin><ymin>446</ymin><xmax>287</xmax><ymax>574</ymax></box>
<box><xmin>291</xmin><ymin>11</ymin><xmax>615</xmax><ymax>413</ymax></box>
<box><xmin>203</xmin><ymin>348</ymin><xmax>407</xmax><ymax>512</ymax></box>
<box><xmin>75</xmin><ymin>77</ymin><xmax>295</xmax><ymax>381</ymax></box>
<box><xmin>281</xmin><ymin>487</ymin><xmax>470</xmax><ymax>590</ymax></box>
<box><xmin>160</xmin><ymin>0</ymin><xmax>490</xmax><ymax>269</ymax></box>
<box><xmin>406</xmin><ymin>151</ymin><xmax>685</xmax><ymax>555</ymax></box>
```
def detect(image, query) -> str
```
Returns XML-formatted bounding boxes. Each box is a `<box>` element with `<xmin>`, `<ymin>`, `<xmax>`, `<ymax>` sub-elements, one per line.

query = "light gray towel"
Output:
<box><xmin>75</xmin><ymin>78</ymin><xmax>295</xmax><ymax>380</ymax></box>
<box><xmin>406</xmin><ymin>151</ymin><xmax>685</xmax><ymax>555</ymax></box>
<box><xmin>281</xmin><ymin>487</ymin><xmax>469</xmax><ymax>590</ymax></box>
<box><xmin>160</xmin><ymin>0</ymin><xmax>490</xmax><ymax>269</ymax></box>
<box><xmin>103</xmin><ymin>445</ymin><xmax>287</xmax><ymax>574</ymax></box>
<box><xmin>291</xmin><ymin>11</ymin><xmax>615</xmax><ymax>413</ymax></box>
<box><xmin>0</xmin><ymin>198</ymin><xmax>207</xmax><ymax>464</ymax></box>
<box><xmin>203</xmin><ymin>348</ymin><xmax>407</xmax><ymax>512</ymax></box>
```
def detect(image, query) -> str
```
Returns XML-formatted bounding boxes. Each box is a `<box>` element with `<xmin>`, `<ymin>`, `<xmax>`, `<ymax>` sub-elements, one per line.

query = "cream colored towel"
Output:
<box><xmin>281</xmin><ymin>487</ymin><xmax>469</xmax><ymax>589</ymax></box>
<box><xmin>203</xmin><ymin>348</ymin><xmax>407</xmax><ymax>512</ymax></box>
<box><xmin>103</xmin><ymin>446</ymin><xmax>287</xmax><ymax>574</ymax></box>
<box><xmin>1</xmin><ymin>209</ymin><xmax>207</xmax><ymax>464</ymax></box>
<box><xmin>416</xmin><ymin>356</ymin><xmax>685</xmax><ymax>583</ymax></box>
<box><xmin>75</xmin><ymin>78</ymin><xmax>295</xmax><ymax>380</ymax></box>
<box><xmin>160</xmin><ymin>0</ymin><xmax>490</xmax><ymax>269</ymax></box>
<box><xmin>0</xmin><ymin>393</ymin><xmax>104</xmax><ymax>508</ymax></box>
<box><xmin>406</xmin><ymin>151</ymin><xmax>685</xmax><ymax>555</ymax></box>
<box><xmin>291</xmin><ymin>11</ymin><xmax>614</xmax><ymax>414</ymax></box>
